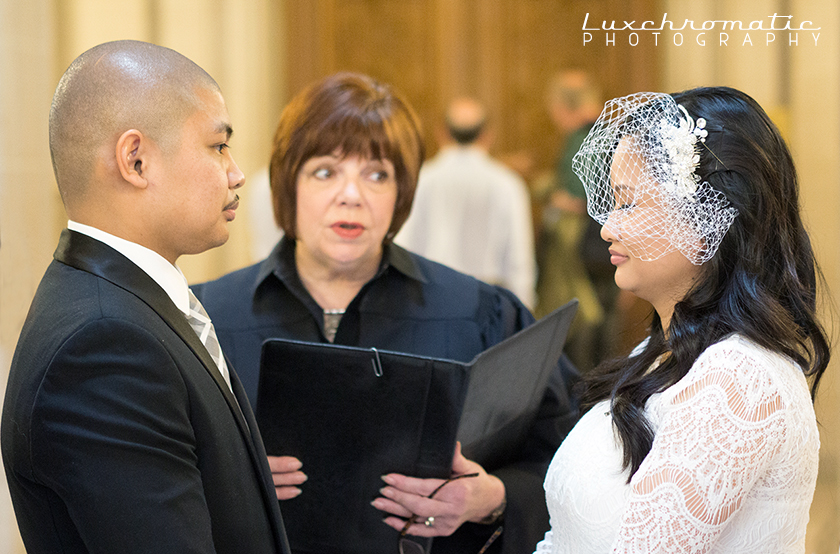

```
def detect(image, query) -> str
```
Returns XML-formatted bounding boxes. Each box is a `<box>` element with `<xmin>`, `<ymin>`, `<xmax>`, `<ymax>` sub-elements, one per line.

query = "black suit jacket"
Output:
<box><xmin>1</xmin><ymin>230</ymin><xmax>291</xmax><ymax>554</ymax></box>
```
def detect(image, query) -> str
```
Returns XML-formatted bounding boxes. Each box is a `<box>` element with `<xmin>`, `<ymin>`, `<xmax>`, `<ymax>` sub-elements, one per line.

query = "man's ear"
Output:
<box><xmin>115</xmin><ymin>129</ymin><xmax>150</xmax><ymax>189</ymax></box>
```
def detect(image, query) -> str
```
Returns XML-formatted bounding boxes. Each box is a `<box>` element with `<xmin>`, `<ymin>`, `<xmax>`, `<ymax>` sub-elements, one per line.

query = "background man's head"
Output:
<box><xmin>444</xmin><ymin>97</ymin><xmax>488</xmax><ymax>145</ymax></box>
<box><xmin>546</xmin><ymin>69</ymin><xmax>602</xmax><ymax>132</ymax></box>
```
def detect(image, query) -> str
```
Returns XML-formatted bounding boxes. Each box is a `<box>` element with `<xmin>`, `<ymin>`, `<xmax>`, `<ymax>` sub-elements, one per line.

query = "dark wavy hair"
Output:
<box><xmin>580</xmin><ymin>86</ymin><xmax>831</xmax><ymax>480</ymax></box>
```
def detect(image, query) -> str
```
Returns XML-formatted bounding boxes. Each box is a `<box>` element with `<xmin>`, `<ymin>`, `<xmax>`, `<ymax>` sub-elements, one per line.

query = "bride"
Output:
<box><xmin>535</xmin><ymin>87</ymin><xmax>830</xmax><ymax>553</ymax></box>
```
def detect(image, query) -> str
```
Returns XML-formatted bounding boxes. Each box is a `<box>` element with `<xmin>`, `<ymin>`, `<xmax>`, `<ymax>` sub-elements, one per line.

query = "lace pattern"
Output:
<box><xmin>535</xmin><ymin>335</ymin><xmax>818</xmax><ymax>554</ymax></box>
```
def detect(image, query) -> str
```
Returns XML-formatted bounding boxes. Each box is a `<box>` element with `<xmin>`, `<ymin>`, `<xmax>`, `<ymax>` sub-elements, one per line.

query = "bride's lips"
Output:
<box><xmin>331</xmin><ymin>221</ymin><xmax>364</xmax><ymax>239</ymax></box>
<box><xmin>609</xmin><ymin>248</ymin><xmax>629</xmax><ymax>266</ymax></box>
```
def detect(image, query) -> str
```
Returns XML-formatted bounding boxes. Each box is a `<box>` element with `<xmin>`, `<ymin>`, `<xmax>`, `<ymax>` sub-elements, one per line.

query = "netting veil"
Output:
<box><xmin>572</xmin><ymin>92</ymin><xmax>738</xmax><ymax>265</ymax></box>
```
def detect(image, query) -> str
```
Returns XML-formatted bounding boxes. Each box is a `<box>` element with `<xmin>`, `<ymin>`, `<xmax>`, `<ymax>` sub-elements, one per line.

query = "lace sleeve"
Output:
<box><xmin>611</xmin><ymin>342</ymin><xmax>789</xmax><ymax>553</ymax></box>
<box><xmin>534</xmin><ymin>529</ymin><xmax>554</xmax><ymax>553</ymax></box>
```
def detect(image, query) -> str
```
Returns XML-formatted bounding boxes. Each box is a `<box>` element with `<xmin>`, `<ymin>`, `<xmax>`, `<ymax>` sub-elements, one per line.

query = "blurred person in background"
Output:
<box><xmin>534</xmin><ymin>69</ymin><xmax>621</xmax><ymax>372</ymax></box>
<box><xmin>396</xmin><ymin>96</ymin><xmax>536</xmax><ymax>308</ymax></box>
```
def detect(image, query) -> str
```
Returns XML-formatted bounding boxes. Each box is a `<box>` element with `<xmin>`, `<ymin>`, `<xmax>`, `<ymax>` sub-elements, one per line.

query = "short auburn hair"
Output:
<box><xmin>269</xmin><ymin>72</ymin><xmax>425</xmax><ymax>241</ymax></box>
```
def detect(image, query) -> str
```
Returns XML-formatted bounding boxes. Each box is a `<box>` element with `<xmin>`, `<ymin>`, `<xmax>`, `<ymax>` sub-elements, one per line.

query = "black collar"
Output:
<box><xmin>251</xmin><ymin>236</ymin><xmax>428</xmax><ymax>301</ymax></box>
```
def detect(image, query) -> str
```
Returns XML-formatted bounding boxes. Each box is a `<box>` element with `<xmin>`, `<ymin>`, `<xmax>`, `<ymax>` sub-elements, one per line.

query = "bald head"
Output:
<box><xmin>49</xmin><ymin>40</ymin><xmax>220</xmax><ymax>208</ymax></box>
<box><xmin>444</xmin><ymin>97</ymin><xmax>487</xmax><ymax>145</ymax></box>
<box><xmin>547</xmin><ymin>70</ymin><xmax>601</xmax><ymax>111</ymax></box>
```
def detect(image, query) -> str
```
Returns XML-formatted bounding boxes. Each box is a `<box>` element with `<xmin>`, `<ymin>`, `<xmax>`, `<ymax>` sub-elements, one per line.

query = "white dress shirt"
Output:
<box><xmin>396</xmin><ymin>146</ymin><xmax>537</xmax><ymax>308</ymax></box>
<box><xmin>68</xmin><ymin>220</ymin><xmax>191</xmax><ymax>316</ymax></box>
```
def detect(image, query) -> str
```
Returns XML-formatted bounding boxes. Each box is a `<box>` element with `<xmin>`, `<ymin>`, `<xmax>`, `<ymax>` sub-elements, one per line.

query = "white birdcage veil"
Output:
<box><xmin>572</xmin><ymin>92</ymin><xmax>738</xmax><ymax>265</ymax></box>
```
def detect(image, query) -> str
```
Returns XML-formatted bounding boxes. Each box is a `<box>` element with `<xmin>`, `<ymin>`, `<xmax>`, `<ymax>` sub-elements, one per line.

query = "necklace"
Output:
<box><xmin>323</xmin><ymin>309</ymin><xmax>346</xmax><ymax>343</ymax></box>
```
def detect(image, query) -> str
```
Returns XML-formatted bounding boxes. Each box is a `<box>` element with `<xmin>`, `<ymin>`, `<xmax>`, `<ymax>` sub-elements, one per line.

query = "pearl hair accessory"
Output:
<box><xmin>572</xmin><ymin>92</ymin><xmax>737</xmax><ymax>265</ymax></box>
<box><xmin>658</xmin><ymin>104</ymin><xmax>707</xmax><ymax>200</ymax></box>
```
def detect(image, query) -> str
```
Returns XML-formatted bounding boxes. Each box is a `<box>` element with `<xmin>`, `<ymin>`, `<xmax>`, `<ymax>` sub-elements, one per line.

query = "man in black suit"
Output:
<box><xmin>1</xmin><ymin>40</ymin><xmax>291</xmax><ymax>554</ymax></box>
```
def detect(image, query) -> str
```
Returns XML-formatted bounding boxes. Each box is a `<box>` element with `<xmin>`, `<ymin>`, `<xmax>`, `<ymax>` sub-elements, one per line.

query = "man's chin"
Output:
<box><xmin>185</xmin><ymin>232</ymin><xmax>231</xmax><ymax>257</ymax></box>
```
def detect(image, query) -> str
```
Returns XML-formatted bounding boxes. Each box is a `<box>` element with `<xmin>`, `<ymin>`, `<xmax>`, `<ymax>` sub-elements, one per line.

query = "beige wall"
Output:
<box><xmin>792</xmin><ymin>2</ymin><xmax>840</xmax><ymax>551</ymax></box>
<box><xmin>1</xmin><ymin>2</ymin><xmax>58</xmax><ymax>551</ymax></box>
<box><xmin>1</xmin><ymin>0</ymin><xmax>839</xmax><ymax>552</ymax></box>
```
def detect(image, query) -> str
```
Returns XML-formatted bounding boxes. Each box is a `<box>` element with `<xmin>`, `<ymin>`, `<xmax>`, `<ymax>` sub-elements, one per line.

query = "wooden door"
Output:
<box><xmin>284</xmin><ymin>0</ymin><xmax>661</xmax><ymax>168</ymax></box>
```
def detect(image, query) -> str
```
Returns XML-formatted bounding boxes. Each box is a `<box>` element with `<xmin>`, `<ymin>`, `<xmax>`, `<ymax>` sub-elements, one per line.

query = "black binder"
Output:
<box><xmin>255</xmin><ymin>300</ymin><xmax>578</xmax><ymax>554</ymax></box>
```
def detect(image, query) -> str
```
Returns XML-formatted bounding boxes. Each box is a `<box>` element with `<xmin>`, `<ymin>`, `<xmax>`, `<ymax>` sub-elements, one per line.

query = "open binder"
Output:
<box><xmin>255</xmin><ymin>299</ymin><xmax>577</xmax><ymax>554</ymax></box>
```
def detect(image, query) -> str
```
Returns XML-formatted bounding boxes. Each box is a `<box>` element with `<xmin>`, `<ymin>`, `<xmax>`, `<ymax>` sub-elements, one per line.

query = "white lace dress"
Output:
<box><xmin>535</xmin><ymin>335</ymin><xmax>819</xmax><ymax>554</ymax></box>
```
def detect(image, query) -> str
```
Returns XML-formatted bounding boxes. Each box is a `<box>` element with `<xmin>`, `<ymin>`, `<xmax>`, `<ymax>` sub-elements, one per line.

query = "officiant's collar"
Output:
<box><xmin>254</xmin><ymin>236</ymin><xmax>429</xmax><ymax>294</ymax></box>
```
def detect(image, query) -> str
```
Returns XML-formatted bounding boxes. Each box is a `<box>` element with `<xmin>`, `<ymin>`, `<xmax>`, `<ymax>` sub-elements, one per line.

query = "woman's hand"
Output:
<box><xmin>267</xmin><ymin>455</ymin><xmax>308</xmax><ymax>500</ymax></box>
<box><xmin>372</xmin><ymin>443</ymin><xmax>506</xmax><ymax>537</ymax></box>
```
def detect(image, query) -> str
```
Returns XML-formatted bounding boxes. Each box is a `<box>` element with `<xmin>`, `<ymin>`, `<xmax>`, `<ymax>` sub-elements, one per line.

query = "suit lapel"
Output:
<box><xmin>54</xmin><ymin>230</ymin><xmax>256</xmax><ymax>452</ymax></box>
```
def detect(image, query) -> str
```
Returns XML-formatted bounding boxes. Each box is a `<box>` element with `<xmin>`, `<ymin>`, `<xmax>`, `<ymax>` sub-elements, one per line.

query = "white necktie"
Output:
<box><xmin>186</xmin><ymin>289</ymin><xmax>232</xmax><ymax>392</ymax></box>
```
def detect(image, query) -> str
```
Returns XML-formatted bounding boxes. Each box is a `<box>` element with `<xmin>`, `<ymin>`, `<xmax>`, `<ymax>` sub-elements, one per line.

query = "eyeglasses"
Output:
<box><xmin>397</xmin><ymin>472</ymin><xmax>503</xmax><ymax>554</ymax></box>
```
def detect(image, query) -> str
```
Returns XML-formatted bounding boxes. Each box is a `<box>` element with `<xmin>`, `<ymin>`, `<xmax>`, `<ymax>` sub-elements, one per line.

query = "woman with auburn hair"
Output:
<box><xmin>196</xmin><ymin>72</ymin><xmax>578</xmax><ymax>554</ymax></box>
<box><xmin>535</xmin><ymin>86</ymin><xmax>830</xmax><ymax>554</ymax></box>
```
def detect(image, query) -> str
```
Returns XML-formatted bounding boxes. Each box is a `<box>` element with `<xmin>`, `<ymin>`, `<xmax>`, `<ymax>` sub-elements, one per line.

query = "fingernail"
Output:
<box><xmin>381</xmin><ymin>474</ymin><xmax>394</xmax><ymax>485</ymax></box>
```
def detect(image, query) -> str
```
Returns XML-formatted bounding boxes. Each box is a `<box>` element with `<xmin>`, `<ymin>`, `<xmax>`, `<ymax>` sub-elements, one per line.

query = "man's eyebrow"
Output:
<box><xmin>215</xmin><ymin>122</ymin><xmax>233</xmax><ymax>140</ymax></box>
